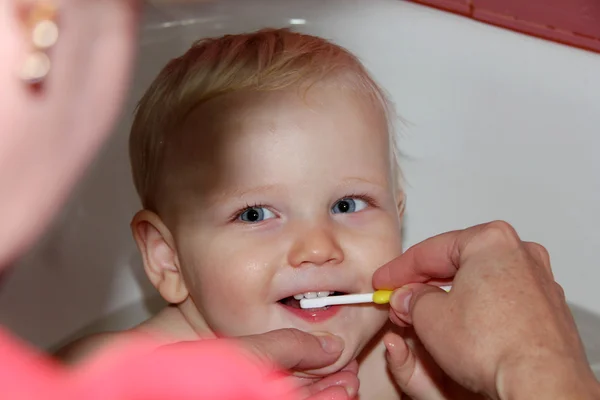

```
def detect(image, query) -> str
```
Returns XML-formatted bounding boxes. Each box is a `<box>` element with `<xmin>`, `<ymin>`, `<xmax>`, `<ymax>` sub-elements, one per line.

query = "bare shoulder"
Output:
<box><xmin>54</xmin><ymin>331</ymin><xmax>128</xmax><ymax>365</ymax></box>
<box><xmin>55</xmin><ymin>307</ymin><xmax>199</xmax><ymax>365</ymax></box>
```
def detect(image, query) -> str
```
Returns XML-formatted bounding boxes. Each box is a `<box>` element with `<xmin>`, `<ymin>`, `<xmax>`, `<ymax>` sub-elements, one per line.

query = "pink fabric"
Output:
<box><xmin>0</xmin><ymin>329</ymin><xmax>296</xmax><ymax>400</ymax></box>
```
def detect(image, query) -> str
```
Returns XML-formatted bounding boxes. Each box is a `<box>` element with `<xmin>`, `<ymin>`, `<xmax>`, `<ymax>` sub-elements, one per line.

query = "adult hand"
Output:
<box><xmin>233</xmin><ymin>328</ymin><xmax>359</xmax><ymax>399</ymax></box>
<box><xmin>373</xmin><ymin>221</ymin><xmax>600</xmax><ymax>400</ymax></box>
<box><xmin>149</xmin><ymin>328</ymin><xmax>358</xmax><ymax>400</ymax></box>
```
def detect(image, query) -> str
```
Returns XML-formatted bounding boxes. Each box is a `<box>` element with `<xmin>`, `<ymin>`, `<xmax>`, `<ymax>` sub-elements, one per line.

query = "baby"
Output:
<box><xmin>61</xmin><ymin>28</ymin><xmax>408</xmax><ymax>399</ymax></box>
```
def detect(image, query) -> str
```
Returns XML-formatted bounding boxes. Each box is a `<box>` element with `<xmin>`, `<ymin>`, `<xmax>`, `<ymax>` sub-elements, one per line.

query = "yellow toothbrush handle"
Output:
<box><xmin>373</xmin><ymin>290</ymin><xmax>393</xmax><ymax>305</ymax></box>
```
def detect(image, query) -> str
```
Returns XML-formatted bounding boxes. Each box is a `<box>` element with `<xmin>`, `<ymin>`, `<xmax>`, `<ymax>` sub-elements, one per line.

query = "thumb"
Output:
<box><xmin>389</xmin><ymin>284</ymin><xmax>450</xmax><ymax>355</ymax></box>
<box><xmin>239</xmin><ymin>328</ymin><xmax>345</xmax><ymax>372</ymax></box>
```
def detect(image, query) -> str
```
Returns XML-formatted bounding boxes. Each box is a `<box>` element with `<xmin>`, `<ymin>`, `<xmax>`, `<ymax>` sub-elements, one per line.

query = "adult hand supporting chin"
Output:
<box><xmin>236</xmin><ymin>328</ymin><xmax>359</xmax><ymax>399</ymax></box>
<box><xmin>148</xmin><ymin>328</ymin><xmax>358</xmax><ymax>400</ymax></box>
<box><xmin>372</xmin><ymin>221</ymin><xmax>600</xmax><ymax>400</ymax></box>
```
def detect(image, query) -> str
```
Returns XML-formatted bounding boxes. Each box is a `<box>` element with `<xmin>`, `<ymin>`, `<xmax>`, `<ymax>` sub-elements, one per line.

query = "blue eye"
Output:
<box><xmin>332</xmin><ymin>198</ymin><xmax>368</xmax><ymax>214</ymax></box>
<box><xmin>239</xmin><ymin>207</ymin><xmax>275</xmax><ymax>223</ymax></box>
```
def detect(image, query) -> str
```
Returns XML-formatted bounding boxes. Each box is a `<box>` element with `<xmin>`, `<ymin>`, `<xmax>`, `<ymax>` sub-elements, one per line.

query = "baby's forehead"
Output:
<box><xmin>180</xmin><ymin>83</ymin><xmax>388</xmax><ymax>138</ymax></box>
<box><xmin>129</xmin><ymin>29</ymin><xmax>401</xmax><ymax>212</ymax></box>
<box><xmin>161</xmin><ymin>86</ymin><xmax>392</xmax><ymax>193</ymax></box>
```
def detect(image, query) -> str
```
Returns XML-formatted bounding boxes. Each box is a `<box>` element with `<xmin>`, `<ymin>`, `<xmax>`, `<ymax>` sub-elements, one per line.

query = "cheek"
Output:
<box><xmin>350</xmin><ymin>213</ymin><xmax>403</xmax><ymax>271</ymax></box>
<box><xmin>182</xmin><ymin>244</ymin><xmax>273</xmax><ymax>319</ymax></box>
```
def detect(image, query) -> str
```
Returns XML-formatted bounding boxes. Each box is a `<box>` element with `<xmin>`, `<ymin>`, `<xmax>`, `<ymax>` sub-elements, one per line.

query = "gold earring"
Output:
<box><xmin>18</xmin><ymin>1</ymin><xmax>59</xmax><ymax>86</ymax></box>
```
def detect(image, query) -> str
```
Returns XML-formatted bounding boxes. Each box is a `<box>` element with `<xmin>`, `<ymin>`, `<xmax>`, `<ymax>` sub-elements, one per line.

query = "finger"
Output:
<box><xmin>372</xmin><ymin>228</ymin><xmax>473</xmax><ymax>289</ymax></box>
<box><xmin>388</xmin><ymin>284</ymin><xmax>452</xmax><ymax>363</ymax></box>
<box><xmin>372</xmin><ymin>221</ymin><xmax>518</xmax><ymax>290</ymax></box>
<box><xmin>306</xmin><ymin>370</ymin><xmax>359</xmax><ymax>399</ymax></box>
<box><xmin>409</xmin><ymin>286</ymin><xmax>456</xmax><ymax>368</ymax></box>
<box><xmin>241</xmin><ymin>329</ymin><xmax>344</xmax><ymax>372</ymax></box>
<box><xmin>384</xmin><ymin>331</ymin><xmax>446</xmax><ymax>400</ymax></box>
<box><xmin>384</xmin><ymin>330</ymin><xmax>416</xmax><ymax>387</ymax></box>
<box><xmin>389</xmin><ymin>307</ymin><xmax>411</xmax><ymax>328</ymax></box>
<box><xmin>288</xmin><ymin>361</ymin><xmax>358</xmax><ymax>399</ymax></box>
<box><xmin>523</xmin><ymin>241</ymin><xmax>553</xmax><ymax>276</ymax></box>
<box><xmin>306</xmin><ymin>386</ymin><xmax>352</xmax><ymax>400</ymax></box>
<box><xmin>554</xmin><ymin>282</ymin><xmax>566</xmax><ymax>301</ymax></box>
<box><xmin>291</xmin><ymin>358</ymin><xmax>359</xmax><ymax>381</ymax></box>
<box><xmin>388</xmin><ymin>284</ymin><xmax>449</xmax><ymax>327</ymax></box>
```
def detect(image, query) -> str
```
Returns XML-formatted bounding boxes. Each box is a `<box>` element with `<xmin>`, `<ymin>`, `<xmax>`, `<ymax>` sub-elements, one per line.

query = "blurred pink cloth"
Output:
<box><xmin>0</xmin><ymin>329</ymin><xmax>295</xmax><ymax>399</ymax></box>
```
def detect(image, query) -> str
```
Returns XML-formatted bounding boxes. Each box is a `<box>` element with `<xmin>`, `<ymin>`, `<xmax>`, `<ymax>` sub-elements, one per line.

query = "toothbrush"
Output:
<box><xmin>299</xmin><ymin>285</ymin><xmax>452</xmax><ymax>309</ymax></box>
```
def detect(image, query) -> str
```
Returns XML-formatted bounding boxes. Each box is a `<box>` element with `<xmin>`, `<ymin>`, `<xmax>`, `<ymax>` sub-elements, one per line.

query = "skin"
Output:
<box><xmin>3</xmin><ymin>1</ymin><xmax>598</xmax><ymax>399</ymax></box>
<box><xmin>128</xmin><ymin>85</ymin><xmax>405</xmax><ymax>397</ymax></box>
<box><xmin>0</xmin><ymin>0</ymin><xmax>140</xmax><ymax>267</ymax></box>
<box><xmin>374</xmin><ymin>221</ymin><xmax>600</xmax><ymax>400</ymax></box>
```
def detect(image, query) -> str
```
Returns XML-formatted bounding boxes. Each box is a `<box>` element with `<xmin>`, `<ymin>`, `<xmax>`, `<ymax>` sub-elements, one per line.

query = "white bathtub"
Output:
<box><xmin>0</xmin><ymin>0</ymin><xmax>599</xmax><ymax>376</ymax></box>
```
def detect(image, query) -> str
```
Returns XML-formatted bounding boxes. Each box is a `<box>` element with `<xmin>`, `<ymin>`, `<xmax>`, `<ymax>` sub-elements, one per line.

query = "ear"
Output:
<box><xmin>131</xmin><ymin>210</ymin><xmax>189</xmax><ymax>304</ymax></box>
<box><xmin>396</xmin><ymin>191</ymin><xmax>406</xmax><ymax>220</ymax></box>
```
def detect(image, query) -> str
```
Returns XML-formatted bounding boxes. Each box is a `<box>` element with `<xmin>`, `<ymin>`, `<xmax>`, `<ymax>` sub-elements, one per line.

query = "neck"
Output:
<box><xmin>134</xmin><ymin>300</ymin><xmax>214</xmax><ymax>343</ymax></box>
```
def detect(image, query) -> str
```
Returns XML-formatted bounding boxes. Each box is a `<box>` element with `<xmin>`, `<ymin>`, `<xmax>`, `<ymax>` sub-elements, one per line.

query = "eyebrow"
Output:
<box><xmin>206</xmin><ymin>184</ymin><xmax>284</xmax><ymax>203</ymax></box>
<box><xmin>339</xmin><ymin>176</ymin><xmax>388</xmax><ymax>189</ymax></box>
<box><xmin>205</xmin><ymin>176</ymin><xmax>388</xmax><ymax>205</ymax></box>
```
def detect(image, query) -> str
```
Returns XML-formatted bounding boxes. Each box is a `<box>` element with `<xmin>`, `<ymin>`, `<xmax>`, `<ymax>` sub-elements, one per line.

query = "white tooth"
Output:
<box><xmin>304</xmin><ymin>292</ymin><xmax>317</xmax><ymax>299</ymax></box>
<box><xmin>293</xmin><ymin>294</ymin><xmax>304</xmax><ymax>300</ymax></box>
<box><xmin>317</xmin><ymin>291</ymin><xmax>330</xmax><ymax>298</ymax></box>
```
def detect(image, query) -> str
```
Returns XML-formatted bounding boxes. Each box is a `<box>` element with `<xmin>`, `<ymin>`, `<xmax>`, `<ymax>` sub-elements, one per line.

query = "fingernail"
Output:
<box><xmin>384</xmin><ymin>339</ymin><xmax>395</xmax><ymax>353</ymax></box>
<box><xmin>327</xmin><ymin>385</ymin><xmax>356</xmax><ymax>398</ymax></box>
<box><xmin>344</xmin><ymin>384</ymin><xmax>357</xmax><ymax>397</ymax></box>
<box><xmin>312</xmin><ymin>332</ymin><xmax>344</xmax><ymax>354</ymax></box>
<box><xmin>390</xmin><ymin>288</ymin><xmax>413</xmax><ymax>315</ymax></box>
<box><xmin>383</xmin><ymin>331</ymin><xmax>402</xmax><ymax>354</ymax></box>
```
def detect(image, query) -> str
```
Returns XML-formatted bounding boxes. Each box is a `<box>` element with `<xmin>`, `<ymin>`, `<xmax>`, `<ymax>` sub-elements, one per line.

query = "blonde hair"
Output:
<box><xmin>130</xmin><ymin>28</ymin><xmax>401</xmax><ymax>211</ymax></box>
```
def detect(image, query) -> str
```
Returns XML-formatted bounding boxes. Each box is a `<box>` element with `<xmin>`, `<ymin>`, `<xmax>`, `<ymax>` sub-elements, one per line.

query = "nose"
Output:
<box><xmin>287</xmin><ymin>222</ymin><xmax>344</xmax><ymax>268</ymax></box>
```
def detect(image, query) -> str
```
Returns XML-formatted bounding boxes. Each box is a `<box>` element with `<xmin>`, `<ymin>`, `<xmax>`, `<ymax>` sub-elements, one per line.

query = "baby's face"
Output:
<box><xmin>168</xmin><ymin>85</ymin><xmax>403</xmax><ymax>370</ymax></box>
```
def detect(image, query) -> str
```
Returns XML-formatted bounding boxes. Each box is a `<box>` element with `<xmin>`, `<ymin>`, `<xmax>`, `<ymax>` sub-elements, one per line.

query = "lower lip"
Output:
<box><xmin>279</xmin><ymin>303</ymin><xmax>342</xmax><ymax>323</ymax></box>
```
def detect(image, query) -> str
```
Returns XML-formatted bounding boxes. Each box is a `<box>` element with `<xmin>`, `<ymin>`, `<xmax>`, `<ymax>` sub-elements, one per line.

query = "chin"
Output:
<box><xmin>303</xmin><ymin>333</ymin><xmax>368</xmax><ymax>375</ymax></box>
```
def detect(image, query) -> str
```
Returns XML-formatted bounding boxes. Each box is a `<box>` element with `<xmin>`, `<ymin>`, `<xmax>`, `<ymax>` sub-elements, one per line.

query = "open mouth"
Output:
<box><xmin>278</xmin><ymin>291</ymin><xmax>346</xmax><ymax>311</ymax></box>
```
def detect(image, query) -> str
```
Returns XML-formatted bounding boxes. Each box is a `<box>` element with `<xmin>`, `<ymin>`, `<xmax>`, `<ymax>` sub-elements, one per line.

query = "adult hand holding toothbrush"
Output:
<box><xmin>373</xmin><ymin>221</ymin><xmax>600</xmax><ymax>400</ymax></box>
